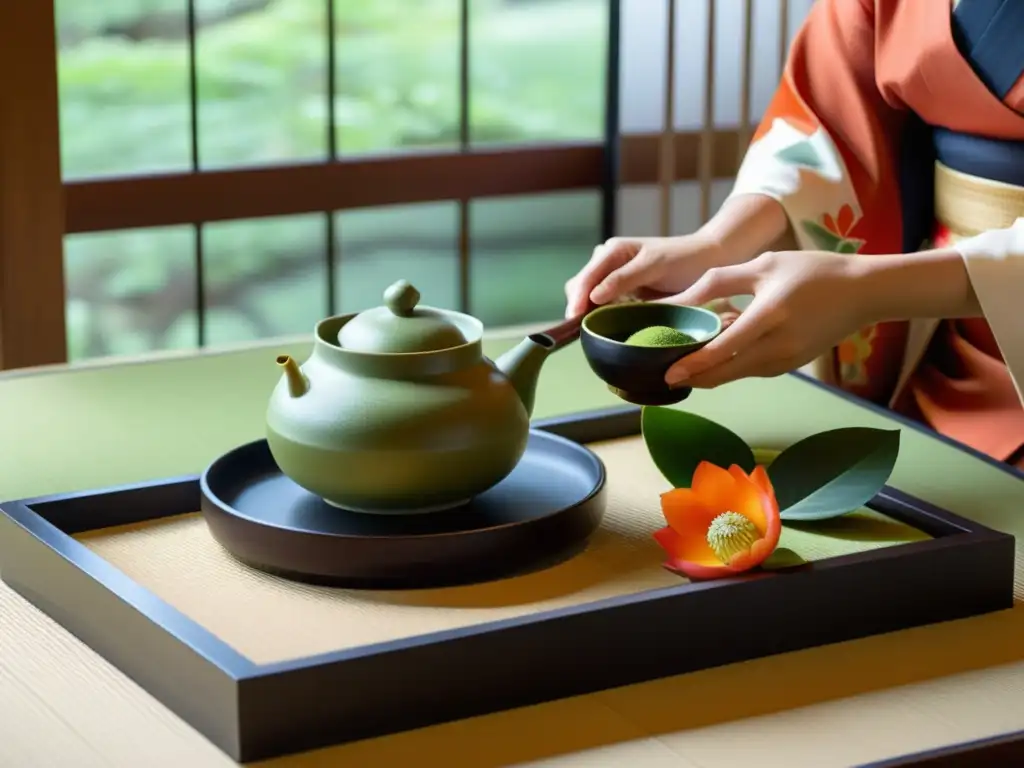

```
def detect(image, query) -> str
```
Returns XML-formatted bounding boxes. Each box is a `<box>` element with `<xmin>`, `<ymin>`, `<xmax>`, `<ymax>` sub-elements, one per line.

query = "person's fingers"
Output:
<box><xmin>678</xmin><ymin>336</ymin><xmax>795</xmax><ymax>388</ymax></box>
<box><xmin>703</xmin><ymin>297</ymin><xmax>740</xmax><ymax>316</ymax></box>
<box><xmin>565</xmin><ymin>245</ymin><xmax>602</xmax><ymax>317</ymax></box>
<box><xmin>565</xmin><ymin>239</ymin><xmax>643</xmax><ymax>317</ymax></box>
<box><xmin>704</xmin><ymin>299</ymin><xmax>740</xmax><ymax>331</ymax></box>
<box><xmin>717</xmin><ymin>311</ymin><xmax>740</xmax><ymax>330</ymax></box>
<box><xmin>664</xmin><ymin>262</ymin><xmax>758</xmax><ymax>308</ymax></box>
<box><xmin>589</xmin><ymin>244</ymin><xmax>660</xmax><ymax>305</ymax></box>
<box><xmin>664</xmin><ymin>295</ymin><xmax>781</xmax><ymax>385</ymax></box>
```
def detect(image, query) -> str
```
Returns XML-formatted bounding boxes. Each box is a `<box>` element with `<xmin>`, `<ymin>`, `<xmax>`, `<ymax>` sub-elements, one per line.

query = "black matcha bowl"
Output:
<box><xmin>580</xmin><ymin>302</ymin><xmax>723</xmax><ymax>406</ymax></box>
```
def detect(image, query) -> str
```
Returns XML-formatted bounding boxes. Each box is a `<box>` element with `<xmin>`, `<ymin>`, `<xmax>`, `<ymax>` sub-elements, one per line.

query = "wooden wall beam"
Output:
<box><xmin>65</xmin><ymin>130</ymin><xmax>745</xmax><ymax>235</ymax></box>
<box><xmin>0</xmin><ymin>1</ymin><xmax>68</xmax><ymax>368</ymax></box>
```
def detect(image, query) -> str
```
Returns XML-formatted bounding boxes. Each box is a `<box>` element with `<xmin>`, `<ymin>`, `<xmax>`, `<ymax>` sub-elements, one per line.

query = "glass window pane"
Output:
<box><xmin>335</xmin><ymin>2</ymin><xmax>460</xmax><ymax>155</ymax></box>
<box><xmin>56</xmin><ymin>0</ymin><xmax>192</xmax><ymax>179</ymax></box>
<box><xmin>196</xmin><ymin>0</ymin><xmax>328</xmax><ymax>168</ymax></box>
<box><xmin>672</xmin><ymin>180</ymin><xmax>735</xmax><ymax>233</ymax></box>
<box><xmin>470</xmin><ymin>0</ymin><xmax>608</xmax><ymax>146</ymax></box>
<box><xmin>64</xmin><ymin>227</ymin><xmax>198</xmax><ymax>361</ymax></box>
<box><xmin>619</xmin><ymin>0</ymin><xmax>668</xmax><ymax>134</ymax></box>
<box><xmin>202</xmin><ymin>215</ymin><xmax>328</xmax><ymax>346</ymax></box>
<box><xmin>335</xmin><ymin>202</ymin><xmax>459</xmax><ymax>313</ymax></box>
<box><xmin>470</xmin><ymin>191</ymin><xmax>600</xmax><ymax>327</ymax></box>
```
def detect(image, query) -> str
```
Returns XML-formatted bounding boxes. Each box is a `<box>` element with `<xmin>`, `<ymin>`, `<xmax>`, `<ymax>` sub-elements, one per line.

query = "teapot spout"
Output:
<box><xmin>495</xmin><ymin>316</ymin><xmax>583</xmax><ymax>417</ymax></box>
<box><xmin>495</xmin><ymin>335</ymin><xmax>553</xmax><ymax>419</ymax></box>
<box><xmin>276</xmin><ymin>355</ymin><xmax>308</xmax><ymax>398</ymax></box>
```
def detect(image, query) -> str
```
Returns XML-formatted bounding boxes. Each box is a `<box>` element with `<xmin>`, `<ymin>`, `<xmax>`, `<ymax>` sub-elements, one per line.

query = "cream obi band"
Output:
<box><xmin>934</xmin><ymin>160</ymin><xmax>1024</xmax><ymax>239</ymax></box>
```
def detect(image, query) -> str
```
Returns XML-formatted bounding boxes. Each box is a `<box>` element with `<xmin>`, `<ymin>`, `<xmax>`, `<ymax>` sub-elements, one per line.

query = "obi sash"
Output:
<box><xmin>892</xmin><ymin>153</ymin><xmax>1024</xmax><ymax>466</ymax></box>
<box><xmin>888</xmin><ymin>0</ymin><xmax>1024</xmax><ymax>465</ymax></box>
<box><xmin>898</xmin><ymin>0</ymin><xmax>1024</xmax><ymax>251</ymax></box>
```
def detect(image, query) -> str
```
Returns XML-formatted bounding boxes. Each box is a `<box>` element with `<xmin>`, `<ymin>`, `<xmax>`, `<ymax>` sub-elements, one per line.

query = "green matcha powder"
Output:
<box><xmin>624</xmin><ymin>325</ymin><xmax>696</xmax><ymax>348</ymax></box>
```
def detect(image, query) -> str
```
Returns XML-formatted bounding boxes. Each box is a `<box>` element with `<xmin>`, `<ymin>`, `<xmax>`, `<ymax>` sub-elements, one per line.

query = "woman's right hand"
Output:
<box><xmin>563</xmin><ymin>233</ymin><xmax>728</xmax><ymax>319</ymax></box>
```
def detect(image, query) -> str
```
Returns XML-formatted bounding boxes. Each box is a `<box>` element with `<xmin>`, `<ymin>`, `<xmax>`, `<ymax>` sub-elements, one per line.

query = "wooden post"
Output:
<box><xmin>658</xmin><ymin>0</ymin><xmax>676</xmax><ymax>238</ymax></box>
<box><xmin>0</xmin><ymin>1</ymin><xmax>68</xmax><ymax>369</ymax></box>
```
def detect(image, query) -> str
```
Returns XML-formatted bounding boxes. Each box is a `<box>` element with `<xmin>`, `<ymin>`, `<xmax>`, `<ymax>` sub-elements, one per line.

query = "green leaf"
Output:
<box><xmin>641</xmin><ymin>406</ymin><xmax>756</xmax><ymax>488</ymax></box>
<box><xmin>767</xmin><ymin>427</ymin><xmax>901</xmax><ymax>521</ymax></box>
<box><xmin>801</xmin><ymin>220</ymin><xmax>844</xmax><ymax>251</ymax></box>
<box><xmin>761</xmin><ymin>548</ymin><xmax>808</xmax><ymax>570</ymax></box>
<box><xmin>836</xmin><ymin>238</ymin><xmax>865</xmax><ymax>254</ymax></box>
<box><xmin>775</xmin><ymin>140</ymin><xmax>822</xmax><ymax>170</ymax></box>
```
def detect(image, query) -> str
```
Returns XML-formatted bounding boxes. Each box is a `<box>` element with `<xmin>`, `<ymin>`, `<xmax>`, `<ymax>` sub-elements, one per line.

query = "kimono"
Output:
<box><xmin>728</xmin><ymin>0</ymin><xmax>1024</xmax><ymax>467</ymax></box>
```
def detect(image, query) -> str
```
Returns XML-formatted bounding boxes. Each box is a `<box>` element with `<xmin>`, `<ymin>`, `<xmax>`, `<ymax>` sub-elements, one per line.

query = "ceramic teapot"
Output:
<box><xmin>266</xmin><ymin>280</ymin><xmax>580</xmax><ymax>514</ymax></box>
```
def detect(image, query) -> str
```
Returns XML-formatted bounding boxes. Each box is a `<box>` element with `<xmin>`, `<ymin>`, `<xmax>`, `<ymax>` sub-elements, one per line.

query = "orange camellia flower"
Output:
<box><xmin>653</xmin><ymin>461</ymin><xmax>782</xmax><ymax>580</ymax></box>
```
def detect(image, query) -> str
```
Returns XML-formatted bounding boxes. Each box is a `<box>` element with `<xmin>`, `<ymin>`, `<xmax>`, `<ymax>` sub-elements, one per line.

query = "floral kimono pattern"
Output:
<box><xmin>726</xmin><ymin>0</ymin><xmax>1024</xmax><ymax>423</ymax></box>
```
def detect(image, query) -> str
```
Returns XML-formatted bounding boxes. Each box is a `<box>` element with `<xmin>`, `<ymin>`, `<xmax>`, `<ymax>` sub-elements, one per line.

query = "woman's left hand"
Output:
<box><xmin>661</xmin><ymin>250</ymin><xmax>876</xmax><ymax>388</ymax></box>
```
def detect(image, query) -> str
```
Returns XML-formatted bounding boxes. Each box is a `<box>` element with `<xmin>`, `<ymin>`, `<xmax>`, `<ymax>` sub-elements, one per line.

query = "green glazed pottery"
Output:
<box><xmin>266</xmin><ymin>280</ymin><xmax>576</xmax><ymax>514</ymax></box>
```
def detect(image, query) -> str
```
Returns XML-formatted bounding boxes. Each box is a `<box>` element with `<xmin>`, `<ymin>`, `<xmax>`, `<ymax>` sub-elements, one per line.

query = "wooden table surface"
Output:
<box><xmin>2</xmin><ymin>329</ymin><xmax>1024</xmax><ymax>768</ymax></box>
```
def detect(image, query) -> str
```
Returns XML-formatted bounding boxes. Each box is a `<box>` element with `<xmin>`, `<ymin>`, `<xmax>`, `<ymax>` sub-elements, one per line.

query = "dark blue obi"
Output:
<box><xmin>898</xmin><ymin>0</ymin><xmax>1024</xmax><ymax>252</ymax></box>
<box><xmin>933</xmin><ymin>129</ymin><xmax>1024</xmax><ymax>188</ymax></box>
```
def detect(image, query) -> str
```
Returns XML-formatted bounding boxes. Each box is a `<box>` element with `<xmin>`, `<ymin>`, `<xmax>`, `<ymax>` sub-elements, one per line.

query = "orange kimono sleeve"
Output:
<box><xmin>727</xmin><ymin>0</ymin><xmax>911</xmax><ymax>401</ymax></box>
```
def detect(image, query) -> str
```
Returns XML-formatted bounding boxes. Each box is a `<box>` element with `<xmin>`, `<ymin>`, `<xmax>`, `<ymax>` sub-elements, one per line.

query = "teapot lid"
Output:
<box><xmin>337</xmin><ymin>280</ymin><xmax>468</xmax><ymax>354</ymax></box>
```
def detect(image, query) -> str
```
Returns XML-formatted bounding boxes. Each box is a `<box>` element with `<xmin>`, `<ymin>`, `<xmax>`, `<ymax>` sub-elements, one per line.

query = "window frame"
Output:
<box><xmin>2</xmin><ymin>0</ymin><xmax>742</xmax><ymax>370</ymax></box>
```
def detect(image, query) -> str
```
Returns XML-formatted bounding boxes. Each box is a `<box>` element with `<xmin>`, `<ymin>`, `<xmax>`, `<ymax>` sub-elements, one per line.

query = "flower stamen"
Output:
<box><xmin>706</xmin><ymin>511</ymin><xmax>760</xmax><ymax>564</ymax></box>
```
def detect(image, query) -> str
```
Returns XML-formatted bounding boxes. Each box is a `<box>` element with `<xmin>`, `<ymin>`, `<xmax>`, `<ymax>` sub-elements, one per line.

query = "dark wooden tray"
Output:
<box><xmin>0</xmin><ymin>405</ymin><xmax>1015</xmax><ymax>763</ymax></box>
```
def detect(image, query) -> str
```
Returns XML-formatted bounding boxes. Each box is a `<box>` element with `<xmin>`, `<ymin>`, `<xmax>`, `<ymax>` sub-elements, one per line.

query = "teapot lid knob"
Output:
<box><xmin>337</xmin><ymin>279</ymin><xmax>468</xmax><ymax>353</ymax></box>
<box><xmin>384</xmin><ymin>280</ymin><xmax>420</xmax><ymax>317</ymax></box>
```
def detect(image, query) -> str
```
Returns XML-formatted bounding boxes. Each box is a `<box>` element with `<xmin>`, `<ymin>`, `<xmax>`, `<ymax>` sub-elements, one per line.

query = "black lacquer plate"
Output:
<box><xmin>199</xmin><ymin>429</ymin><xmax>608</xmax><ymax>589</ymax></box>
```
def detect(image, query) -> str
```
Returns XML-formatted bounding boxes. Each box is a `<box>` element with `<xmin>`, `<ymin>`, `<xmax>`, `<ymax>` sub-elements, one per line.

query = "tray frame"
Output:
<box><xmin>865</xmin><ymin>729</ymin><xmax>1024</xmax><ymax>767</ymax></box>
<box><xmin>0</xmin><ymin>404</ymin><xmax>1016</xmax><ymax>763</ymax></box>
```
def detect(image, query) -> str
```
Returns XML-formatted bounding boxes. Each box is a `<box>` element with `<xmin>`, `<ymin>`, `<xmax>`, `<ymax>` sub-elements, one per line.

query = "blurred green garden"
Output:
<box><xmin>57</xmin><ymin>0</ymin><xmax>608</xmax><ymax>360</ymax></box>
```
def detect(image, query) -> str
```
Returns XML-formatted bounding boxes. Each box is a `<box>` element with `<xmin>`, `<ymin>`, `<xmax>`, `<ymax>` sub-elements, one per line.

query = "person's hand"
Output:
<box><xmin>563</xmin><ymin>234</ymin><xmax>727</xmax><ymax>319</ymax></box>
<box><xmin>660</xmin><ymin>250</ymin><xmax>875</xmax><ymax>388</ymax></box>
